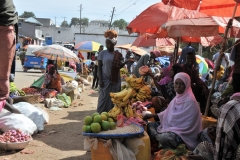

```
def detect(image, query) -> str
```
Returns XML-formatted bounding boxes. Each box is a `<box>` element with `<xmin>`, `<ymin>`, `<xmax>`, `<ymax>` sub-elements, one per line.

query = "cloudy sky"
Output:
<box><xmin>13</xmin><ymin>0</ymin><xmax>160</xmax><ymax>25</ymax></box>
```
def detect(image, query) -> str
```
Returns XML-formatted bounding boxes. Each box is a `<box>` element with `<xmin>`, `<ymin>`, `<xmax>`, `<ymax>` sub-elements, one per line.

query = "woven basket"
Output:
<box><xmin>12</xmin><ymin>94</ymin><xmax>40</xmax><ymax>104</ymax></box>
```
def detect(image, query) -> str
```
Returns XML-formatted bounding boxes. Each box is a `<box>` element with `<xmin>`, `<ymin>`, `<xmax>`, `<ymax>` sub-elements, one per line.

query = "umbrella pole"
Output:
<box><xmin>204</xmin><ymin>2</ymin><xmax>238</xmax><ymax>116</ymax></box>
<box><xmin>174</xmin><ymin>37</ymin><xmax>180</xmax><ymax>64</ymax></box>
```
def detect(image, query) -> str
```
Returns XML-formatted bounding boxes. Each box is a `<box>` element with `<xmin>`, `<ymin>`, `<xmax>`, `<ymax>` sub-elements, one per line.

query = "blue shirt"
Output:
<box><xmin>178</xmin><ymin>46</ymin><xmax>196</xmax><ymax>65</ymax></box>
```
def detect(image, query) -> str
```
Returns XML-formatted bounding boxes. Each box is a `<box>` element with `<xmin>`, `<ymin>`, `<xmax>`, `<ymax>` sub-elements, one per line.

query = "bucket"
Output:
<box><xmin>202</xmin><ymin>116</ymin><xmax>217</xmax><ymax>129</ymax></box>
<box><xmin>136</xmin><ymin>131</ymin><xmax>151</xmax><ymax>160</ymax></box>
<box><xmin>147</xmin><ymin>107</ymin><xmax>156</xmax><ymax>122</ymax></box>
<box><xmin>91</xmin><ymin>139</ymin><xmax>113</xmax><ymax>160</ymax></box>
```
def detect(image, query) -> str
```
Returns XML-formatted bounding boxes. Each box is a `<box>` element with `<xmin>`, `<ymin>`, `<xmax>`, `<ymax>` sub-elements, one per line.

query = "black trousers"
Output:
<box><xmin>92</xmin><ymin>65</ymin><xmax>98</xmax><ymax>89</ymax></box>
<box><xmin>232</xmin><ymin>73</ymin><xmax>240</xmax><ymax>93</ymax></box>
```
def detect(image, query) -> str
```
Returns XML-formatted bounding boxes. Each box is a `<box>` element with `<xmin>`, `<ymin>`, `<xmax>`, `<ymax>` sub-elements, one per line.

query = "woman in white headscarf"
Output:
<box><xmin>97</xmin><ymin>30</ymin><xmax>133</xmax><ymax>113</ymax></box>
<box><xmin>144</xmin><ymin>72</ymin><xmax>202</xmax><ymax>152</ymax></box>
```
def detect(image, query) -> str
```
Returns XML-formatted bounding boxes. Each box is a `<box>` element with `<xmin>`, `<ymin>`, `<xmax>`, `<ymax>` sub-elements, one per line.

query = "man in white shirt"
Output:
<box><xmin>212</xmin><ymin>52</ymin><xmax>229</xmax><ymax>68</ymax></box>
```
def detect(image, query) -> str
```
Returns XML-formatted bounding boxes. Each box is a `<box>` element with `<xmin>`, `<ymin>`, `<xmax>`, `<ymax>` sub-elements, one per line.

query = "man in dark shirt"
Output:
<box><xmin>125</xmin><ymin>49</ymin><xmax>134</xmax><ymax>74</ymax></box>
<box><xmin>0</xmin><ymin>0</ymin><xmax>18</xmax><ymax>101</ymax></box>
<box><xmin>178</xmin><ymin>43</ymin><xmax>197</xmax><ymax>67</ymax></box>
<box><xmin>181</xmin><ymin>52</ymin><xmax>209</xmax><ymax>113</ymax></box>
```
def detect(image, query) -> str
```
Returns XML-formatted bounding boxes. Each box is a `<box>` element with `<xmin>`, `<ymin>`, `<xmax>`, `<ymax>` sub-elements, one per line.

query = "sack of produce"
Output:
<box><xmin>56</xmin><ymin>93</ymin><xmax>71</xmax><ymax>107</ymax></box>
<box><xmin>0</xmin><ymin>110</ymin><xmax>37</xmax><ymax>135</ymax></box>
<box><xmin>12</xmin><ymin>102</ymin><xmax>47</xmax><ymax>131</ymax></box>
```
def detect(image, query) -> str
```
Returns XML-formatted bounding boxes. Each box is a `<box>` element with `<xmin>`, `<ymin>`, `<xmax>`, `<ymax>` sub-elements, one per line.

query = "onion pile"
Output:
<box><xmin>0</xmin><ymin>129</ymin><xmax>32</xmax><ymax>143</ymax></box>
<box><xmin>131</xmin><ymin>101</ymin><xmax>151</xmax><ymax>116</ymax></box>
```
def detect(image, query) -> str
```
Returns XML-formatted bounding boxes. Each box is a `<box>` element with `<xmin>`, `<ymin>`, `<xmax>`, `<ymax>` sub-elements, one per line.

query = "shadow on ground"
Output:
<box><xmin>31</xmin><ymin>109</ymin><xmax>95</xmax><ymax>152</ymax></box>
<box><xmin>59</xmin><ymin>153</ymin><xmax>91</xmax><ymax>160</ymax></box>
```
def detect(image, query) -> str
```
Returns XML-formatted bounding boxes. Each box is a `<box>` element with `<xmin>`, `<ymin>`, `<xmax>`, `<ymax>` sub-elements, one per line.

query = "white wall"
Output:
<box><xmin>40</xmin><ymin>24</ymin><xmax>136</xmax><ymax>44</ymax></box>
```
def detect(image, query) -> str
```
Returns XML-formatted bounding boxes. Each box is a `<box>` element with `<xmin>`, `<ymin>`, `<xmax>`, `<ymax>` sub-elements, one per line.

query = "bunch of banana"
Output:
<box><xmin>136</xmin><ymin>85</ymin><xmax>152</xmax><ymax>101</ymax></box>
<box><xmin>124</xmin><ymin>105</ymin><xmax>135</xmax><ymax>118</ymax></box>
<box><xmin>110</xmin><ymin>87</ymin><xmax>135</xmax><ymax>108</ymax></box>
<box><xmin>125</xmin><ymin>76</ymin><xmax>145</xmax><ymax>90</ymax></box>
<box><xmin>120</xmin><ymin>68</ymin><xmax>130</xmax><ymax>78</ymax></box>
<box><xmin>108</xmin><ymin>106</ymin><xmax>123</xmax><ymax>120</ymax></box>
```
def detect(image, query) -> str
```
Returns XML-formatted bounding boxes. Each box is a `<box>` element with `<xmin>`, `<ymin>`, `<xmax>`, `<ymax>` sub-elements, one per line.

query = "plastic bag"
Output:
<box><xmin>12</xmin><ymin>102</ymin><xmax>46</xmax><ymax>131</ymax></box>
<box><xmin>45</xmin><ymin>98</ymin><xmax>64</xmax><ymax>108</ymax></box>
<box><xmin>56</xmin><ymin>93</ymin><xmax>71</xmax><ymax>107</ymax></box>
<box><xmin>62</xmin><ymin>80</ymin><xmax>78</xmax><ymax>94</ymax></box>
<box><xmin>110</xmin><ymin>139</ymin><xmax>136</xmax><ymax>160</ymax></box>
<box><xmin>0</xmin><ymin>110</ymin><xmax>37</xmax><ymax>135</ymax></box>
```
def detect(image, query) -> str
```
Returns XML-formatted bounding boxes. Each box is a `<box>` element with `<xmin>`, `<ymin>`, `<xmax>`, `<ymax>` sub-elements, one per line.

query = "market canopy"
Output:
<box><xmin>115</xmin><ymin>44</ymin><xmax>147</xmax><ymax>56</ymax></box>
<box><xmin>165</xmin><ymin>16</ymin><xmax>240</xmax><ymax>38</ymax></box>
<box><xmin>126</xmin><ymin>2</ymin><xmax>208</xmax><ymax>34</ymax></box>
<box><xmin>162</xmin><ymin>0</ymin><xmax>240</xmax><ymax>17</ymax></box>
<box><xmin>132</xmin><ymin>36</ymin><xmax>175</xmax><ymax>47</ymax></box>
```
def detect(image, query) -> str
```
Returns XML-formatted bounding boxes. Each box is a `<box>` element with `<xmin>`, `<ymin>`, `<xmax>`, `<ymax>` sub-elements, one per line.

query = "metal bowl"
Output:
<box><xmin>0</xmin><ymin>140</ymin><xmax>30</xmax><ymax>151</ymax></box>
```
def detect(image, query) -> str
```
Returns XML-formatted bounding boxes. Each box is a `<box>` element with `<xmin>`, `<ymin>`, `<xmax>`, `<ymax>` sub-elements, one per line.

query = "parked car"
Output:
<box><xmin>23</xmin><ymin>45</ymin><xmax>48</xmax><ymax>73</ymax></box>
<box><xmin>62</xmin><ymin>44</ymin><xmax>74</xmax><ymax>50</ymax></box>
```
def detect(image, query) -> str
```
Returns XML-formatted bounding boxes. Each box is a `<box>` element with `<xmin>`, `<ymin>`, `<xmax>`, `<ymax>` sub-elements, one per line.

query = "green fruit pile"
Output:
<box><xmin>82</xmin><ymin>112</ymin><xmax>116</xmax><ymax>133</ymax></box>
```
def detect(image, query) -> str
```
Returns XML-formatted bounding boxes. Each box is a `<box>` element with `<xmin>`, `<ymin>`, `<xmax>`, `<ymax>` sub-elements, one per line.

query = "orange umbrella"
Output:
<box><xmin>115</xmin><ymin>44</ymin><xmax>147</xmax><ymax>56</ymax></box>
<box><xmin>132</xmin><ymin>36</ymin><xmax>175</xmax><ymax>47</ymax></box>
<box><xmin>126</xmin><ymin>2</ymin><xmax>208</xmax><ymax>34</ymax></box>
<box><xmin>162</xmin><ymin>0</ymin><xmax>240</xmax><ymax>17</ymax></box>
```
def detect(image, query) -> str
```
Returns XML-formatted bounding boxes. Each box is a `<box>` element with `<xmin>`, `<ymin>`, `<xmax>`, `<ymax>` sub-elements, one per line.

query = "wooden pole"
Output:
<box><xmin>204</xmin><ymin>2</ymin><xmax>238</xmax><ymax>116</ymax></box>
<box><xmin>174</xmin><ymin>37</ymin><xmax>180</xmax><ymax>64</ymax></box>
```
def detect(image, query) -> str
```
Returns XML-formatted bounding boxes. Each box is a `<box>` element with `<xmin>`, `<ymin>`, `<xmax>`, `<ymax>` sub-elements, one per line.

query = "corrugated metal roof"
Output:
<box><xmin>24</xmin><ymin>17</ymin><xmax>43</xmax><ymax>26</ymax></box>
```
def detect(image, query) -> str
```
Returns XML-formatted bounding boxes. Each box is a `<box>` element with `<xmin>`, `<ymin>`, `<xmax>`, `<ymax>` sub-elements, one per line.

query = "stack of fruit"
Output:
<box><xmin>82</xmin><ymin>112</ymin><xmax>116</xmax><ymax>133</ymax></box>
<box><xmin>120</xmin><ymin>68</ymin><xmax>130</xmax><ymax>79</ymax></box>
<box><xmin>136</xmin><ymin>85</ymin><xmax>152</xmax><ymax>101</ymax></box>
<box><xmin>108</xmin><ymin>75</ymin><xmax>152</xmax><ymax>120</ymax></box>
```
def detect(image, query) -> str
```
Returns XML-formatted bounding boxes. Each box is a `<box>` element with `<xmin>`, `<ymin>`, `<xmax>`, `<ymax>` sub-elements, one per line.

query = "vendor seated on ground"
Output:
<box><xmin>82</xmin><ymin>63</ymin><xmax>90</xmax><ymax>76</ymax></box>
<box><xmin>43</xmin><ymin>65</ymin><xmax>63</xmax><ymax>93</ymax></box>
<box><xmin>144</xmin><ymin>73</ymin><xmax>202</xmax><ymax>153</ymax></box>
<box><xmin>188</xmin><ymin>92</ymin><xmax>240</xmax><ymax>160</ymax></box>
<box><xmin>0</xmin><ymin>97</ymin><xmax>21</xmax><ymax>114</ymax></box>
<box><xmin>181</xmin><ymin>52</ymin><xmax>209</xmax><ymax>113</ymax></box>
<box><xmin>148</xmin><ymin>64</ymin><xmax>183</xmax><ymax>113</ymax></box>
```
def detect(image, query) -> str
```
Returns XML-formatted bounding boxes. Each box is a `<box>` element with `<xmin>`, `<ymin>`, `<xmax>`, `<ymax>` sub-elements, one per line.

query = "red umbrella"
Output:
<box><xmin>132</xmin><ymin>36</ymin><xmax>175</xmax><ymax>47</ymax></box>
<box><xmin>126</xmin><ymin>2</ymin><xmax>208</xmax><ymax>34</ymax></box>
<box><xmin>162</xmin><ymin>0</ymin><xmax>240</xmax><ymax>17</ymax></box>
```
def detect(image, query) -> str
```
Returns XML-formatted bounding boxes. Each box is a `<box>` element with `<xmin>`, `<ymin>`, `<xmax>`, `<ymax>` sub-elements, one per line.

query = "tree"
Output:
<box><xmin>70</xmin><ymin>17</ymin><xmax>80</xmax><ymax>26</ymax></box>
<box><xmin>112</xmin><ymin>19</ymin><xmax>128</xmax><ymax>30</ymax></box>
<box><xmin>61</xmin><ymin>20</ymin><xmax>69</xmax><ymax>27</ymax></box>
<box><xmin>69</xmin><ymin>17</ymin><xmax>89</xmax><ymax>27</ymax></box>
<box><xmin>19</xmin><ymin>11</ymin><xmax>36</xmax><ymax>18</ymax></box>
<box><xmin>80</xmin><ymin>17</ymin><xmax>89</xmax><ymax>26</ymax></box>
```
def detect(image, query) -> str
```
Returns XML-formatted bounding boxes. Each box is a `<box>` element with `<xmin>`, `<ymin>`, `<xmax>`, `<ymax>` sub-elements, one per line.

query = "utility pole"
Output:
<box><xmin>79</xmin><ymin>4</ymin><xmax>82</xmax><ymax>33</ymax></box>
<box><xmin>62</xmin><ymin>16</ymin><xmax>67</xmax><ymax>22</ymax></box>
<box><xmin>109</xmin><ymin>7</ymin><xmax>115</xmax><ymax>30</ymax></box>
<box><xmin>54</xmin><ymin>17</ymin><xmax>57</xmax><ymax>26</ymax></box>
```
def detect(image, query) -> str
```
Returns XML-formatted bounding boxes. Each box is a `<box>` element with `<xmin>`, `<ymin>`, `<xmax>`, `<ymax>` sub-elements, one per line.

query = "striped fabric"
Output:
<box><xmin>32</xmin><ymin>45</ymin><xmax>80</xmax><ymax>63</ymax></box>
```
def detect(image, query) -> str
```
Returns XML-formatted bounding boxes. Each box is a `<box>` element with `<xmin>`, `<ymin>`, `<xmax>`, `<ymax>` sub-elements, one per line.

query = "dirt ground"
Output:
<box><xmin>0</xmin><ymin>85</ymin><xmax>98</xmax><ymax>160</ymax></box>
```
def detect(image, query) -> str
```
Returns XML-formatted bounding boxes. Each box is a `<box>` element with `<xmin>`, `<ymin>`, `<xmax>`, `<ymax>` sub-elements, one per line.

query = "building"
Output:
<box><xmin>18</xmin><ymin>17</ymin><xmax>45</xmax><ymax>47</ymax></box>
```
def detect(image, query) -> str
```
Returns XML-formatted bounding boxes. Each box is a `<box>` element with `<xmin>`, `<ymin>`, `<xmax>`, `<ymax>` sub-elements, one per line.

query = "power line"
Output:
<box><xmin>114</xmin><ymin>0</ymin><xmax>139</xmax><ymax>19</ymax></box>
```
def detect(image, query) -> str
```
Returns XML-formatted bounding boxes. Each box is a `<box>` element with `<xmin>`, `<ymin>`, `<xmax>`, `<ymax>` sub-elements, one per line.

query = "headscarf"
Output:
<box><xmin>151</xmin><ymin>50</ymin><xmax>161</xmax><ymax>58</ymax></box>
<box><xmin>158</xmin><ymin>67</ymin><xmax>172</xmax><ymax>85</ymax></box>
<box><xmin>157</xmin><ymin>72</ymin><xmax>202</xmax><ymax>150</ymax></box>
<box><xmin>230</xmin><ymin>92</ymin><xmax>240</xmax><ymax>100</ymax></box>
